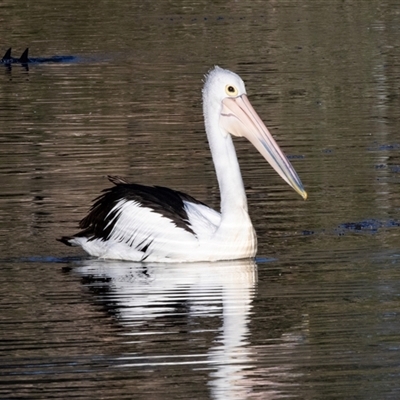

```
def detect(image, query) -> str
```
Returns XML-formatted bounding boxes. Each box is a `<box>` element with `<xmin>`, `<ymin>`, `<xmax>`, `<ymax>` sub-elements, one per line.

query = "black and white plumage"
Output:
<box><xmin>59</xmin><ymin>66</ymin><xmax>307</xmax><ymax>262</ymax></box>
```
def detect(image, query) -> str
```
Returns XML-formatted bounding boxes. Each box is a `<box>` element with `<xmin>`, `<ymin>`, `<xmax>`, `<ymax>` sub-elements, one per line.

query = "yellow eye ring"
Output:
<box><xmin>225</xmin><ymin>84</ymin><xmax>238</xmax><ymax>96</ymax></box>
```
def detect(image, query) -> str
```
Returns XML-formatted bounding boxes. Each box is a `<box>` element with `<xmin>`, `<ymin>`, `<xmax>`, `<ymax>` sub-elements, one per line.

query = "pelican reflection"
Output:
<box><xmin>74</xmin><ymin>259</ymin><xmax>257</xmax><ymax>398</ymax></box>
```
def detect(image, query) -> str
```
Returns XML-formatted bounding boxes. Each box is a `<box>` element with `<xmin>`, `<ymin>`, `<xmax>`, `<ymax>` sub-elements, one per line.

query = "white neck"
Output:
<box><xmin>203</xmin><ymin>98</ymin><xmax>248</xmax><ymax>216</ymax></box>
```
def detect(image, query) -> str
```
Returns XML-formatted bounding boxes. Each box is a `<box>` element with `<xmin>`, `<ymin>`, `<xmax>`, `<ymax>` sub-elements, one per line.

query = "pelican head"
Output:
<box><xmin>203</xmin><ymin>66</ymin><xmax>307</xmax><ymax>200</ymax></box>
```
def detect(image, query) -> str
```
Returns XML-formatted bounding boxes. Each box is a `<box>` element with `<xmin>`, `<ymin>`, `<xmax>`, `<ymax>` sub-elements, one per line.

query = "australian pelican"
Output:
<box><xmin>59</xmin><ymin>66</ymin><xmax>307</xmax><ymax>262</ymax></box>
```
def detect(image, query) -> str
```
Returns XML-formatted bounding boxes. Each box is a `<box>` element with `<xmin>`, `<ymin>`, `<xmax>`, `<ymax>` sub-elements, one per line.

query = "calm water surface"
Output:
<box><xmin>1</xmin><ymin>1</ymin><xmax>400</xmax><ymax>399</ymax></box>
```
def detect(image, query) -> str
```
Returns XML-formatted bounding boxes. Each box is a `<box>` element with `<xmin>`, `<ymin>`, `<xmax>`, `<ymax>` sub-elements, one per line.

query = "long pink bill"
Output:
<box><xmin>220</xmin><ymin>94</ymin><xmax>307</xmax><ymax>200</ymax></box>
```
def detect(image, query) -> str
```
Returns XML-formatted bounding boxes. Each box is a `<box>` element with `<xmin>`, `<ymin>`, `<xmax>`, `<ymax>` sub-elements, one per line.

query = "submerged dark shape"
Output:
<box><xmin>1</xmin><ymin>47</ymin><xmax>76</xmax><ymax>66</ymax></box>
<box><xmin>336</xmin><ymin>219</ymin><xmax>400</xmax><ymax>234</ymax></box>
<box><xmin>299</xmin><ymin>218</ymin><xmax>400</xmax><ymax>238</ymax></box>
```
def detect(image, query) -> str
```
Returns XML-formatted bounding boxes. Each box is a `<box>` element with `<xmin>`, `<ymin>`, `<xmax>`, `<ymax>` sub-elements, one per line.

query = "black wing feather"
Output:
<box><xmin>64</xmin><ymin>176</ymin><xmax>208</xmax><ymax>242</ymax></box>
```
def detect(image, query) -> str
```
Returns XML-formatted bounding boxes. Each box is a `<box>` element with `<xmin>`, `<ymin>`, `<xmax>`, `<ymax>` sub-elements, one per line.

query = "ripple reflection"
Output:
<box><xmin>74</xmin><ymin>259</ymin><xmax>258</xmax><ymax>398</ymax></box>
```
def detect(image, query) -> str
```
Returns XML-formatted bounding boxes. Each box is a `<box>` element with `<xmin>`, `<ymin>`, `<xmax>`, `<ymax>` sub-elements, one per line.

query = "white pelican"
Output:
<box><xmin>59</xmin><ymin>66</ymin><xmax>307</xmax><ymax>262</ymax></box>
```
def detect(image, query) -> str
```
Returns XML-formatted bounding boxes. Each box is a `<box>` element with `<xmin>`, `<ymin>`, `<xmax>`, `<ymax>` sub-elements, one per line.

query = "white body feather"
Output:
<box><xmin>70</xmin><ymin>198</ymin><xmax>256</xmax><ymax>262</ymax></box>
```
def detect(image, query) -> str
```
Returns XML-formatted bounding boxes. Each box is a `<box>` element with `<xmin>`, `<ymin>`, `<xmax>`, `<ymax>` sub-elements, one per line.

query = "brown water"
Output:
<box><xmin>1</xmin><ymin>1</ymin><xmax>400</xmax><ymax>399</ymax></box>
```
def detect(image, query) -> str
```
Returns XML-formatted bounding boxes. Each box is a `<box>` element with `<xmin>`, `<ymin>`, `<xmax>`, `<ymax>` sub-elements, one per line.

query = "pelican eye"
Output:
<box><xmin>225</xmin><ymin>85</ymin><xmax>238</xmax><ymax>96</ymax></box>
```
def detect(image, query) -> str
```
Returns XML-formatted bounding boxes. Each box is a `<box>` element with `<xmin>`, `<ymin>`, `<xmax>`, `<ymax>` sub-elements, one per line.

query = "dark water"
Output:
<box><xmin>1</xmin><ymin>1</ymin><xmax>400</xmax><ymax>399</ymax></box>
